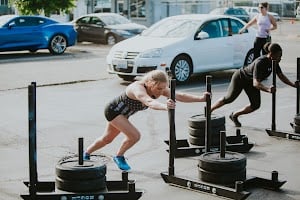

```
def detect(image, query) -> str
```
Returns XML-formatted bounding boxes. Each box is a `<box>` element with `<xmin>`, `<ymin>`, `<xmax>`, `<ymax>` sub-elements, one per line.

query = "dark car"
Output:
<box><xmin>73</xmin><ymin>13</ymin><xmax>147</xmax><ymax>45</ymax></box>
<box><xmin>0</xmin><ymin>15</ymin><xmax>77</xmax><ymax>55</ymax></box>
<box><xmin>210</xmin><ymin>7</ymin><xmax>250</xmax><ymax>22</ymax></box>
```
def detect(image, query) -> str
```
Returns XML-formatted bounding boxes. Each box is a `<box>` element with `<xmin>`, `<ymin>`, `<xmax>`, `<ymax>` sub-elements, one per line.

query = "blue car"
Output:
<box><xmin>0</xmin><ymin>15</ymin><xmax>77</xmax><ymax>55</ymax></box>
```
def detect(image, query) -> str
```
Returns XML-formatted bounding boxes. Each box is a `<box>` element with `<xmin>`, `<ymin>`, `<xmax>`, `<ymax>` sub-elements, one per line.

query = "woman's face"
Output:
<box><xmin>258</xmin><ymin>5</ymin><xmax>267</xmax><ymax>13</ymax></box>
<box><xmin>150</xmin><ymin>82</ymin><xmax>167</xmax><ymax>98</ymax></box>
<box><xmin>271</xmin><ymin>51</ymin><xmax>282</xmax><ymax>63</ymax></box>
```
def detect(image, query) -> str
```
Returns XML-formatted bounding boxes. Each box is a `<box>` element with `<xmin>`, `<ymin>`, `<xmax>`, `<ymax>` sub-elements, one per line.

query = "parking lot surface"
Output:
<box><xmin>0</xmin><ymin>20</ymin><xmax>300</xmax><ymax>200</ymax></box>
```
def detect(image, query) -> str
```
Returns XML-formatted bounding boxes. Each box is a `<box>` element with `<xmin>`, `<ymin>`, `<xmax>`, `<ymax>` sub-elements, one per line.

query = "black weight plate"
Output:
<box><xmin>188</xmin><ymin>125</ymin><xmax>225</xmax><ymax>137</ymax></box>
<box><xmin>198</xmin><ymin>151</ymin><xmax>246</xmax><ymax>172</ymax></box>
<box><xmin>56</xmin><ymin>157</ymin><xmax>107</xmax><ymax>180</ymax></box>
<box><xmin>294</xmin><ymin>114</ymin><xmax>300</xmax><ymax>126</ymax></box>
<box><xmin>188</xmin><ymin>135</ymin><xmax>221</xmax><ymax>146</ymax></box>
<box><xmin>198</xmin><ymin>167</ymin><xmax>246</xmax><ymax>185</ymax></box>
<box><xmin>56</xmin><ymin>176</ymin><xmax>107</xmax><ymax>192</ymax></box>
<box><xmin>293</xmin><ymin>123</ymin><xmax>300</xmax><ymax>133</ymax></box>
<box><xmin>188</xmin><ymin>114</ymin><xmax>225</xmax><ymax>129</ymax></box>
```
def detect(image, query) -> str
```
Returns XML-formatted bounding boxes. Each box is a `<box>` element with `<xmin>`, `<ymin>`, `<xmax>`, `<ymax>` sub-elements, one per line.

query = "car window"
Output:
<box><xmin>142</xmin><ymin>18</ymin><xmax>200</xmax><ymax>38</ymax></box>
<box><xmin>78</xmin><ymin>17</ymin><xmax>91</xmax><ymax>25</ymax></box>
<box><xmin>12</xmin><ymin>17</ymin><xmax>45</xmax><ymax>27</ymax></box>
<box><xmin>201</xmin><ymin>21</ymin><xmax>221</xmax><ymax>38</ymax></box>
<box><xmin>90</xmin><ymin>17</ymin><xmax>104</xmax><ymax>26</ymax></box>
<box><xmin>230</xmin><ymin>19</ymin><xmax>245</xmax><ymax>35</ymax></box>
<box><xmin>220</xmin><ymin>19</ymin><xmax>231</xmax><ymax>36</ymax></box>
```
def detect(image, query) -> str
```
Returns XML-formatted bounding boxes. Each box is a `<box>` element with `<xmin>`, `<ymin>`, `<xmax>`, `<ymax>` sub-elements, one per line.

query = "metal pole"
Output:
<box><xmin>220</xmin><ymin>131</ymin><xmax>226</xmax><ymax>158</ymax></box>
<box><xmin>296</xmin><ymin>57</ymin><xmax>300</xmax><ymax>114</ymax></box>
<box><xmin>205</xmin><ymin>75</ymin><xmax>212</xmax><ymax>152</ymax></box>
<box><xmin>78</xmin><ymin>138</ymin><xmax>84</xmax><ymax>165</ymax></box>
<box><xmin>271</xmin><ymin>60</ymin><xmax>277</xmax><ymax>131</ymax></box>
<box><xmin>168</xmin><ymin>79</ymin><xmax>176</xmax><ymax>176</ymax></box>
<box><xmin>28</xmin><ymin>82</ymin><xmax>38</xmax><ymax>196</ymax></box>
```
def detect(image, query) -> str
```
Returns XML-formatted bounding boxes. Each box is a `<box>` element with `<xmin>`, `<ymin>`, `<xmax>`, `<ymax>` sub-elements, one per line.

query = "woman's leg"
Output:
<box><xmin>232</xmin><ymin>85</ymin><xmax>260</xmax><ymax>120</ymax></box>
<box><xmin>109</xmin><ymin>115</ymin><xmax>141</xmax><ymax>156</ymax></box>
<box><xmin>211</xmin><ymin>71</ymin><xmax>243</xmax><ymax>112</ymax></box>
<box><xmin>86</xmin><ymin>122</ymin><xmax>121</xmax><ymax>154</ymax></box>
<box><xmin>254</xmin><ymin>37</ymin><xmax>267</xmax><ymax>59</ymax></box>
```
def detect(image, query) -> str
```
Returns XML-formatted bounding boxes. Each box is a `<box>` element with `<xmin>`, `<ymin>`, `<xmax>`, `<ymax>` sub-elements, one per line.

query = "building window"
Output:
<box><xmin>130</xmin><ymin>0</ymin><xmax>145</xmax><ymax>18</ymax></box>
<box><xmin>0</xmin><ymin>0</ymin><xmax>8</xmax><ymax>5</ymax></box>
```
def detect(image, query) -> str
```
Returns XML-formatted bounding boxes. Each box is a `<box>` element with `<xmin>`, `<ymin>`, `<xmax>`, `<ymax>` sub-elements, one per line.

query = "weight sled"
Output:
<box><xmin>266</xmin><ymin>58</ymin><xmax>300</xmax><ymax>141</ymax></box>
<box><xmin>20</xmin><ymin>82</ymin><xmax>143</xmax><ymax>200</ymax></box>
<box><xmin>162</xmin><ymin>77</ymin><xmax>286</xmax><ymax>200</ymax></box>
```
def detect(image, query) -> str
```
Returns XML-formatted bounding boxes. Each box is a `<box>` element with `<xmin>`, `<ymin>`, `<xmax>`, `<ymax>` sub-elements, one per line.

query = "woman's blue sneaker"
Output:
<box><xmin>83</xmin><ymin>152</ymin><xmax>90</xmax><ymax>160</ymax></box>
<box><xmin>113</xmin><ymin>156</ymin><xmax>131</xmax><ymax>171</ymax></box>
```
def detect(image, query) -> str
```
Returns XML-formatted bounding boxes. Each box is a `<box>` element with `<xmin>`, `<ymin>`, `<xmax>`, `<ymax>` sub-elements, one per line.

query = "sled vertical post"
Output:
<box><xmin>28</xmin><ymin>82</ymin><xmax>38</xmax><ymax>196</ymax></box>
<box><xmin>205</xmin><ymin>75</ymin><xmax>212</xmax><ymax>152</ymax></box>
<box><xmin>168</xmin><ymin>79</ymin><xmax>176</xmax><ymax>176</ymax></box>
<box><xmin>296</xmin><ymin>58</ymin><xmax>300</xmax><ymax>114</ymax></box>
<box><xmin>271</xmin><ymin>60</ymin><xmax>277</xmax><ymax>131</ymax></box>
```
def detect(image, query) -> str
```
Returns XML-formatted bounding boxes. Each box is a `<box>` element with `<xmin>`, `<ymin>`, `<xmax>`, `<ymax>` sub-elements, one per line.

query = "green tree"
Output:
<box><xmin>9</xmin><ymin>0</ymin><xmax>76</xmax><ymax>16</ymax></box>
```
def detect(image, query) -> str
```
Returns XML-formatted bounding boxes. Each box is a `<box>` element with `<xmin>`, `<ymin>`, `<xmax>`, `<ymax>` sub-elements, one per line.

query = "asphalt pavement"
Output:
<box><xmin>0</xmin><ymin>20</ymin><xmax>300</xmax><ymax>200</ymax></box>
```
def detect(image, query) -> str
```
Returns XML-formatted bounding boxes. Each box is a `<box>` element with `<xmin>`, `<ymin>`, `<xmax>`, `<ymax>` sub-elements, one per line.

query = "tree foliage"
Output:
<box><xmin>9</xmin><ymin>0</ymin><xmax>76</xmax><ymax>16</ymax></box>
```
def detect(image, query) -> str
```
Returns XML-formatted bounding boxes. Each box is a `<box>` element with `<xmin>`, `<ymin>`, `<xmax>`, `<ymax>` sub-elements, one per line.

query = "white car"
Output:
<box><xmin>107</xmin><ymin>14</ymin><xmax>256</xmax><ymax>83</ymax></box>
<box><xmin>240</xmin><ymin>6</ymin><xmax>281</xmax><ymax>21</ymax></box>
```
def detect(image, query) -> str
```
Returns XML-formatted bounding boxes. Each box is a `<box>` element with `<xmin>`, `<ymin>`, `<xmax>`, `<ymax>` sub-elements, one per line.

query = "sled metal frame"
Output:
<box><xmin>161</xmin><ymin>77</ymin><xmax>286</xmax><ymax>200</ymax></box>
<box><xmin>20</xmin><ymin>82</ymin><xmax>143</xmax><ymax>200</ymax></box>
<box><xmin>266</xmin><ymin>58</ymin><xmax>300</xmax><ymax>141</ymax></box>
<box><xmin>164</xmin><ymin>128</ymin><xmax>254</xmax><ymax>158</ymax></box>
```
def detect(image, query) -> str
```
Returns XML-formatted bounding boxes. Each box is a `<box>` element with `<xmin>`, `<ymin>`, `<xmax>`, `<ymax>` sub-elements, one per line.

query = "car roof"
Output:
<box><xmin>84</xmin><ymin>12</ymin><xmax>123</xmax><ymax>17</ymax></box>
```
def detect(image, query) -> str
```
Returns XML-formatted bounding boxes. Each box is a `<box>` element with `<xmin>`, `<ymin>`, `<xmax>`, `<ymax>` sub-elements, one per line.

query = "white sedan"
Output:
<box><xmin>107</xmin><ymin>14</ymin><xmax>256</xmax><ymax>83</ymax></box>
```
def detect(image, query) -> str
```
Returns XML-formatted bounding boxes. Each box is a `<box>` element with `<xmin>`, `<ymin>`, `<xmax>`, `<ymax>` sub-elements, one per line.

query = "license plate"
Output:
<box><xmin>116</xmin><ymin>59</ymin><xmax>127</xmax><ymax>69</ymax></box>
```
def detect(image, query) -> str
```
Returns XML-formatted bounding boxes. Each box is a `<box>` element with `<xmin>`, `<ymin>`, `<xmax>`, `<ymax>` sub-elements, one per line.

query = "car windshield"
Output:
<box><xmin>142</xmin><ymin>18</ymin><xmax>200</xmax><ymax>38</ymax></box>
<box><xmin>0</xmin><ymin>15</ymin><xmax>16</xmax><ymax>27</ymax></box>
<box><xmin>100</xmin><ymin>14</ymin><xmax>131</xmax><ymax>25</ymax></box>
<box><xmin>227</xmin><ymin>8</ymin><xmax>248</xmax><ymax>15</ymax></box>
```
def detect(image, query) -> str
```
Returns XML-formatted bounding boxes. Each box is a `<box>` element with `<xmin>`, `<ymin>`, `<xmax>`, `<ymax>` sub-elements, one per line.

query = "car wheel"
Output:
<box><xmin>244</xmin><ymin>49</ymin><xmax>254</xmax><ymax>67</ymax></box>
<box><xmin>117</xmin><ymin>74</ymin><xmax>136</xmax><ymax>81</ymax></box>
<box><xmin>106</xmin><ymin>34</ymin><xmax>117</xmax><ymax>45</ymax></box>
<box><xmin>171</xmin><ymin>55</ymin><xmax>192</xmax><ymax>83</ymax></box>
<box><xmin>29</xmin><ymin>49</ymin><xmax>38</xmax><ymax>53</ymax></box>
<box><xmin>49</xmin><ymin>34</ymin><xmax>67</xmax><ymax>55</ymax></box>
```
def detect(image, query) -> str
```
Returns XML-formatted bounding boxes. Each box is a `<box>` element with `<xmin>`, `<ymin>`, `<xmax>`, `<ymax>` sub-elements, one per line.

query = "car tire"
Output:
<box><xmin>106</xmin><ymin>34</ymin><xmax>117</xmax><ymax>45</ymax></box>
<box><xmin>244</xmin><ymin>49</ymin><xmax>254</xmax><ymax>67</ymax></box>
<box><xmin>29</xmin><ymin>49</ymin><xmax>38</xmax><ymax>53</ymax></box>
<box><xmin>171</xmin><ymin>55</ymin><xmax>192</xmax><ymax>83</ymax></box>
<box><xmin>118</xmin><ymin>74</ymin><xmax>136</xmax><ymax>81</ymax></box>
<box><xmin>48</xmin><ymin>34</ymin><xmax>67</xmax><ymax>55</ymax></box>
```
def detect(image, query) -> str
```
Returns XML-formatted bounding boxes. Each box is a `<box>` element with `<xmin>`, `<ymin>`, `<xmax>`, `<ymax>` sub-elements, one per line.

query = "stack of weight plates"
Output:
<box><xmin>293</xmin><ymin>114</ymin><xmax>300</xmax><ymax>133</ymax></box>
<box><xmin>56</xmin><ymin>156</ymin><xmax>107</xmax><ymax>192</ymax></box>
<box><xmin>198</xmin><ymin>151</ymin><xmax>247</xmax><ymax>185</ymax></box>
<box><xmin>188</xmin><ymin>114</ymin><xmax>226</xmax><ymax>146</ymax></box>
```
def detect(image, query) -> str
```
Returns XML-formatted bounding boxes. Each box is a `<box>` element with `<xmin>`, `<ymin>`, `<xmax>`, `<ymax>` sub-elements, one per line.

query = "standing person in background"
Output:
<box><xmin>239</xmin><ymin>2</ymin><xmax>277</xmax><ymax>59</ymax></box>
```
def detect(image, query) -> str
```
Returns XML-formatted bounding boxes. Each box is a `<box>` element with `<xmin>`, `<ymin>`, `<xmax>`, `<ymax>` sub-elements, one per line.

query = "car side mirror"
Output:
<box><xmin>8</xmin><ymin>22</ymin><xmax>16</xmax><ymax>29</ymax></box>
<box><xmin>196</xmin><ymin>31</ymin><xmax>209</xmax><ymax>40</ymax></box>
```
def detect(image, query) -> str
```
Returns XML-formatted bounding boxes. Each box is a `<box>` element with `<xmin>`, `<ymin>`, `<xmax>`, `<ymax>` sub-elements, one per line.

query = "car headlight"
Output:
<box><xmin>139</xmin><ymin>48</ymin><xmax>163</xmax><ymax>58</ymax></box>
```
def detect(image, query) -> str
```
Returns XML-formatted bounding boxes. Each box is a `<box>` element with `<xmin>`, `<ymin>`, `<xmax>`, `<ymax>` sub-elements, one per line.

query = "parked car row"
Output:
<box><xmin>1</xmin><ymin>12</ymin><xmax>258</xmax><ymax>84</ymax></box>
